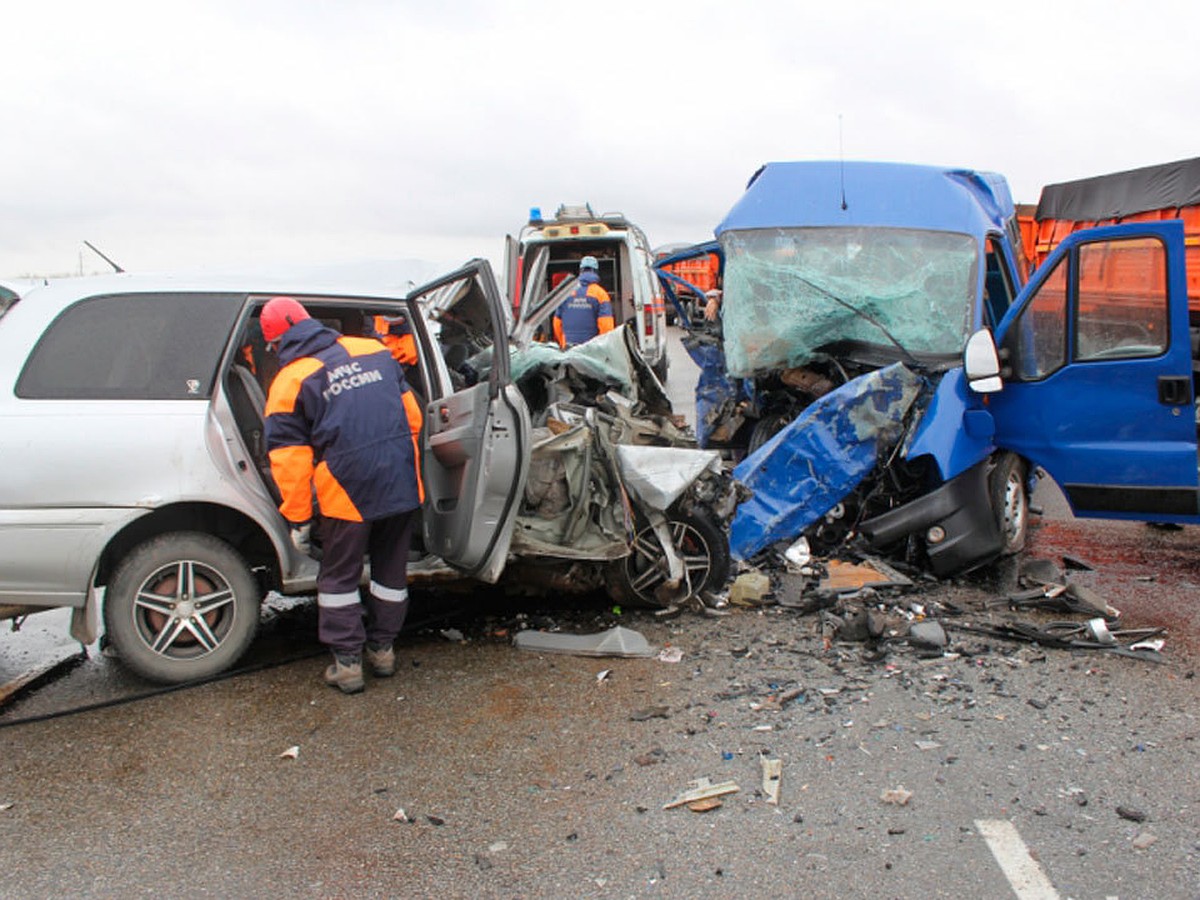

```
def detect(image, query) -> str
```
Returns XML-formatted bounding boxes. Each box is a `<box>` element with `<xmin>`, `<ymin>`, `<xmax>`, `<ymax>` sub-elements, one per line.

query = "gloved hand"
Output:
<box><xmin>289</xmin><ymin>521</ymin><xmax>314</xmax><ymax>558</ymax></box>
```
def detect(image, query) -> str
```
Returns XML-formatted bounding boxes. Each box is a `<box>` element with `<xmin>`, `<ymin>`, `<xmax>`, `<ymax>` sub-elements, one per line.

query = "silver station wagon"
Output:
<box><xmin>0</xmin><ymin>261</ymin><xmax>532</xmax><ymax>682</ymax></box>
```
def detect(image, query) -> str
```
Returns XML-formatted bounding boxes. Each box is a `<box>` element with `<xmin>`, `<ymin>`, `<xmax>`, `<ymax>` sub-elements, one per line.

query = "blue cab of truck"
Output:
<box><xmin>658</xmin><ymin>160</ymin><xmax>1196</xmax><ymax>576</ymax></box>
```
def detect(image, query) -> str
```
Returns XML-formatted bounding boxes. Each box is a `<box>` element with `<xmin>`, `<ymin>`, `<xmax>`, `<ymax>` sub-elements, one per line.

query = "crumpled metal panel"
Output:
<box><xmin>682</xmin><ymin>335</ymin><xmax>751</xmax><ymax>448</ymax></box>
<box><xmin>615</xmin><ymin>445</ymin><xmax>723</xmax><ymax>512</ymax></box>
<box><xmin>729</xmin><ymin>362</ymin><xmax>925</xmax><ymax>560</ymax></box>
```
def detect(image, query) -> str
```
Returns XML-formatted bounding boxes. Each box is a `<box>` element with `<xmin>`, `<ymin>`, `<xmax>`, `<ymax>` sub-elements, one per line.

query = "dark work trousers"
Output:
<box><xmin>316</xmin><ymin>510</ymin><xmax>415</xmax><ymax>656</ymax></box>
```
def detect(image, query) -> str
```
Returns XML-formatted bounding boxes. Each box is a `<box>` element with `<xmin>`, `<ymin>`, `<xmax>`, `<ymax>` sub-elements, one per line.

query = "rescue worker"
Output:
<box><xmin>552</xmin><ymin>255</ymin><xmax>614</xmax><ymax>349</ymax></box>
<box><xmin>373</xmin><ymin>312</ymin><xmax>418</xmax><ymax>367</ymax></box>
<box><xmin>261</xmin><ymin>297</ymin><xmax>424</xmax><ymax>694</ymax></box>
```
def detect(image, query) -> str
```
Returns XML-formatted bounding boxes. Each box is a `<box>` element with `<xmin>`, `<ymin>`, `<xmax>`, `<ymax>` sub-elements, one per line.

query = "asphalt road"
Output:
<box><xmin>2</xmin><ymin>328</ymin><xmax>1198</xmax><ymax>898</ymax></box>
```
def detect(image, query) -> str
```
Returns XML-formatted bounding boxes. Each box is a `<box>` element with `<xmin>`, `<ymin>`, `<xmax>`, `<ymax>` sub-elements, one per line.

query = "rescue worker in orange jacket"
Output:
<box><xmin>373</xmin><ymin>312</ymin><xmax>418</xmax><ymax>367</ymax></box>
<box><xmin>552</xmin><ymin>255</ymin><xmax>614</xmax><ymax>348</ymax></box>
<box><xmin>262</xmin><ymin>297</ymin><xmax>424</xmax><ymax>694</ymax></box>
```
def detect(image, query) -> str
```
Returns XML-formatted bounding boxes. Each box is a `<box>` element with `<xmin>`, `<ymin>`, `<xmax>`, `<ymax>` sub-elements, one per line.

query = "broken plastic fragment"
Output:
<box><xmin>760</xmin><ymin>756</ymin><xmax>782</xmax><ymax>805</ymax></box>
<box><xmin>729</xmin><ymin>571</ymin><xmax>771</xmax><ymax>606</ymax></box>
<box><xmin>783</xmin><ymin>536</ymin><xmax>811</xmax><ymax>568</ymax></box>
<box><xmin>513</xmin><ymin>625</ymin><xmax>657</xmax><ymax>658</ymax></box>
<box><xmin>1129</xmin><ymin>639</ymin><xmax>1165</xmax><ymax>653</ymax></box>
<box><xmin>663</xmin><ymin>777</ymin><xmax>740</xmax><ymax>810</ymax></box>
<box><xmin>279</xmin><ymin>745</ymin><xmax>299</xmax><ymax>760</ymax></box>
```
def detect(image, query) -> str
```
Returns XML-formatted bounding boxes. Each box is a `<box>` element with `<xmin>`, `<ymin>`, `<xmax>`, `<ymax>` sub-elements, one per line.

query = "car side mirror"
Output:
<box><xmin>964</xmin><ymin>329</ymin><xmax>1003</xmax><ymax>394</ymax></box>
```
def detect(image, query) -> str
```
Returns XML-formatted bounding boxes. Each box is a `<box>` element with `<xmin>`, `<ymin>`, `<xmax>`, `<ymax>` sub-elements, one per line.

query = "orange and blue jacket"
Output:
<box><xmin>373</xmin><ymin>313</ymin><xmax>418</xmax><ymax>366</ymax></box>
<box><xmin>265</xmin><ymin>318</ymin><xmax>423</xmax><ymax>524</ymax></box>
<box><xmin>552</xmin><ymin>271</ymin><xmax>614</xmax><ymax>348</ymax></box>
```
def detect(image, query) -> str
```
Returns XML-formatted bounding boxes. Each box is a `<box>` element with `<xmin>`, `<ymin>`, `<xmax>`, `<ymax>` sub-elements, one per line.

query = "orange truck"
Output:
<box><xmin>1020</xmin><ymin>157</ymin><xmax>1200</xmax><ymax>325</ymax></box>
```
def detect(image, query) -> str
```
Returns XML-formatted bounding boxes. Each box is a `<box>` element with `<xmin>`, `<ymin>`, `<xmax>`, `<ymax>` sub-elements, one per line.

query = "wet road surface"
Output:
<box><xmin>3</xmin><ymin>329</ymin><xmax>1199</xmax><ymax>897</ymax></box>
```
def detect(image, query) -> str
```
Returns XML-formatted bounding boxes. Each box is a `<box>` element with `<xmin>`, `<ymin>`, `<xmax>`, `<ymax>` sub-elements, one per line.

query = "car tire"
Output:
<box><xmin>746</xmin><ymin>412</ymin><xmax>792</xmax><ymax>455</ymax></box>
<box><xmin>104</xmin><ymin>532</ymin><xmax>261</xmax><ymax>683</ymax></box>
<box><xmin>989</xmin><ymin>452</ymin><xmax>1028</xmax><ymax>555</ymax></box>
<box><xmin>608</xmin><ymin>510</ymin><xmax>730</xmax><ymax>607</ymax></box>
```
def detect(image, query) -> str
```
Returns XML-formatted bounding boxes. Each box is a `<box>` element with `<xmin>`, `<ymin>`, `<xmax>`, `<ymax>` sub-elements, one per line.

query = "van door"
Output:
<box><xmin>988</xmin><ymin>221</ymin><xmax>1199</xmax><ymax>521</ymax></box>
<box><xmin>408</xmin><ymin>260</ymin><xmax>531</xmax><ymax>581</ymax></box>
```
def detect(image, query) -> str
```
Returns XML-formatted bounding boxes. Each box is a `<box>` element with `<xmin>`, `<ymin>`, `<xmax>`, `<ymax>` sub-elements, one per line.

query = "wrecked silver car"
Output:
<box><xmin>420</xmin><ymin>260</ymin><xmax>740</xmax><ymax>607</ymax></box>
<box><xmin>500</xmin><ymin>327</ymin><xmax>738</xmax><ymax>606</ymax></box>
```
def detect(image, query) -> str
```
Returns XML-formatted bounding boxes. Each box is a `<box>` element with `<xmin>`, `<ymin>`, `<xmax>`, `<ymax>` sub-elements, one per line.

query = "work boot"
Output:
<box><xmin>323</xmin><ymin>653</ymin><xmax>364</xmax><ymax>694</ymax></box>
<box><xmin>365</xmin><ymin>643</ymin><xmax>396</xmax><ymax>678</ymax></box>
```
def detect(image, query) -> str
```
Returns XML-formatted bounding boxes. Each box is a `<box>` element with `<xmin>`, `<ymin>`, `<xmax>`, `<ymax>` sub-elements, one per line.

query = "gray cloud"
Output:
<box><xmin>4</xmin><ymin>0</ymin><xmax>1198</xmax><ymax>278</ymax></box>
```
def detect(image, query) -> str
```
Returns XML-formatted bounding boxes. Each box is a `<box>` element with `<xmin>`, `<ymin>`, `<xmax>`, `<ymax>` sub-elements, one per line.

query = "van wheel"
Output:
<box><xmin>608</xmin><ymin>511</ymin><xmax>730</xmax><ymax>607</ymax></box>
<box><xmin>747</xmin><ymin>412</ymin><xmax>792</xmax><ymax>455</ymax></box>
<box><xmin>989</xmin><ymin>453</ymin><xmax>1028</xmax><ymax>555</ymax></box>
<box><xmin>104</xmin><ymin>532</ymin><xmax>261</xmax><ymax>683</ymax></box>
<box><xmin>653</xmin><ymin>354</ymin><xmax>669</xmax><ymax>384</ymax></box>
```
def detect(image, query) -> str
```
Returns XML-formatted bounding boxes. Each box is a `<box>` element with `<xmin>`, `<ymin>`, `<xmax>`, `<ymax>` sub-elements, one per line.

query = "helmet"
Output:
<box><xmin>261</xmin><ymin>296</ymin><xmax>311</xmax><ymax>342</ymax></box>
<box><xmin>580</xmin><ymin>255</ymin><xmax>599</xmax><ymax>271</ymax></box>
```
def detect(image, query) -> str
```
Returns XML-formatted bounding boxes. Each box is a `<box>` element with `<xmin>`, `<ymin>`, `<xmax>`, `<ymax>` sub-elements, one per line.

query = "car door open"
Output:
<box><xmin>409</xmin><ymin>260</ymin><xmax>531</xmax><ymax>582</ymax></box>
<box><xmin>985</xmin><ymin>220</ymin><xmax>1199</xmax><ymax>520</ymax></box>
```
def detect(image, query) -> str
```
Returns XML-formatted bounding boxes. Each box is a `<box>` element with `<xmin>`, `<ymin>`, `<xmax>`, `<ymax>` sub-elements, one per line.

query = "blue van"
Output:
<box><xmin>657</xmin><ymin>161</ymin><xmax>1194</xmax><ymax>576</ymax></box>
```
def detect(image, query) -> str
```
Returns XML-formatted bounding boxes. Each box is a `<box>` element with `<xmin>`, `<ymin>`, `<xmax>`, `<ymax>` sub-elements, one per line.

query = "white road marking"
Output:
<box><xmin>976</xmin><ymin>819</ymin><xmax>1060</xmax><ymax>900</ymax></box>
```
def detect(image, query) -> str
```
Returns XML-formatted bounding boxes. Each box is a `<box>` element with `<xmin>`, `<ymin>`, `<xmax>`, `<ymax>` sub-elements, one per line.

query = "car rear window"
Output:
<box><xmin>17</xmin><ymin>292</ymin><xmax>245</xmax><ymax>399</ymax></box>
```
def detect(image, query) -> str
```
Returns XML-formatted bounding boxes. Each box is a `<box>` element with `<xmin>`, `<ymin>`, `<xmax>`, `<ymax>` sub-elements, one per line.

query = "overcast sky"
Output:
<box><xmin>4</xmin><ymin>0</ymin><xmax>1198</xmax><ymax>283</ymax></box>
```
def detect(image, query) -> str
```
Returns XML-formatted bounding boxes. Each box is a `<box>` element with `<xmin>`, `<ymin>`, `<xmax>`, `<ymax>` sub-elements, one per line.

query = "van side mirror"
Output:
<box><xmin>964</xmin><ymin>329</ymin><xmax>1003</xmax><ymax>394</ymax></box>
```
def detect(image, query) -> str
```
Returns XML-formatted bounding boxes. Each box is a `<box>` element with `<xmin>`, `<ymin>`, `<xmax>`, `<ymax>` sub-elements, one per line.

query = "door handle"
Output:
<box><xmin>1157</xmin><ymin>375</ymin><xmax>1192</xmax><ymax>406</ymax></box>
<box><xmin>439</xmin><ymin>405</ymin><xmax>451</xmax><ymax>424</ymax></box>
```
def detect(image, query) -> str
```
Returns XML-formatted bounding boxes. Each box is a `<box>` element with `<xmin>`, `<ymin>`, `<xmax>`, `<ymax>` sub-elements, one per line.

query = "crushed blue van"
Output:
<box><xmin>658</xmin><ymin>161</ymin><xmax>1197</xmax><ymax>576</ymax></box>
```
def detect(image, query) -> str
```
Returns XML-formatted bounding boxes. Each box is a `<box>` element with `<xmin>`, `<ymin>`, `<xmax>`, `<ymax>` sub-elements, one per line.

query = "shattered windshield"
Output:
<box><xmin>719</xmin><ymin>227</ymin><xmax>978</xmax><ymax>376</ymax></box>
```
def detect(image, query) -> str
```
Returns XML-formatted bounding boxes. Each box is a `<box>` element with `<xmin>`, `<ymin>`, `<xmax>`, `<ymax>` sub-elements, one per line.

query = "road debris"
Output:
<box><xmin>513</xmin><ymin>625</ymin><xmax>656</xmax><ymax>658</ymax></box>
<box><xmin>392</xmin><ymin>808</ymin><xmax>410</xmax><ymax>823</ymax></box>
<box><xmin>656</xmin><ymin>646</ymin><xmax>684</xmax><ymax>663</ymax></box>
<box><xmin>1116</xmin><ymin>806</ymin><xmax>1148</xmax><ymax>823</ymax></box>
<box><xmin>1131</xmin><ymin>832</ymin><xmax>1158</xmax><ymax>849</ymax></box>
<box><xmin>279</xmin><ymin>745</ymin><xmax>299</xmax><ymax>760</ymax></box>
<box><xmin>760</xmin><ymin>756</ymin><xmax>782</xmax><ymax>805</ymax></box>
<box><xmin>880</xmin><ymin>786</ymin><xmax>913</xmax><ymax>806</ymax></box>
<box><xmin>629</xmin><ymin>706</ymin><xmax>669</xmax><ymax>721</ymax></box>
<box><xmin>663</xmin><ymin>778</ymin><xmax>740</xmax><ymax>810</ymax></box>
<box><xmin>730</xmin><ymin>571</ymin><xmax>772</xmax><ymax>606</ymax></box>
<box><xmin>819</xmin><ymin>558</ymin><xmax>912</xmax><ymax>593</ymax></box>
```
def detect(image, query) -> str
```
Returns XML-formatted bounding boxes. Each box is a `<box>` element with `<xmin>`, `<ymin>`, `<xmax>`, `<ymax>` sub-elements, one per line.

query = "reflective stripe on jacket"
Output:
<box><xmin>552</xmin><ymin>271</ymin><xmax>614</xmax><ymax>347</ymax></box>
<box><xmin>265</xmin><ymin>318</ymin><xmax>423</xmax><ymax>524</ymax></box>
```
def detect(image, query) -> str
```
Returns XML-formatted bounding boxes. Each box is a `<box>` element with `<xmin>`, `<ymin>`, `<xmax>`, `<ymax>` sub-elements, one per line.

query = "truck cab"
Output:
<box><xmin>505</xmin><ymin>203</ymin><xmax>670</xmax><ymax>380</ymax></box>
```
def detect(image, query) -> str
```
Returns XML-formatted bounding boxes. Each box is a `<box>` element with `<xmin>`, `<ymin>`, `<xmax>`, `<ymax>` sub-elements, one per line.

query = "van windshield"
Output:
<box><xmin>719</xmin><ymin>226</ymin><xmax>978</xmax><ymax>376</ymax></box>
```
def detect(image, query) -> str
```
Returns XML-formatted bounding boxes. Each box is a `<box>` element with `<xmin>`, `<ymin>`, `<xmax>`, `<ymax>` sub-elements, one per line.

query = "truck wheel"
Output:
<box><xmin>989</xmin><ymin>453</ymin><xmax>1028</xmax><ymax>555</ymax></box>
<box><xmin>608</xmin><ymin>511</ymin><xmax>730</xmax><ymax>607</ymax></box>
<box><xmin>104</xmin><ymin>532</ymin><xmax>261</xmax><ymax>683</ymax></box>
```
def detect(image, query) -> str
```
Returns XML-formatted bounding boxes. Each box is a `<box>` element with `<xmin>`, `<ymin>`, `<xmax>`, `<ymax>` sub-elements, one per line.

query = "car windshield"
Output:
<box><xmin>718</xmin><ymin>226</ymin><xmax>978</xmax><ymax>376</ymax></box>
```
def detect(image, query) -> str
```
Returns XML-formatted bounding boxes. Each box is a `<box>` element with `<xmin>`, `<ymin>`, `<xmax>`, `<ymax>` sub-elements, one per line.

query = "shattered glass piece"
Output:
<box><xmin>719</xmin><ymin>227</ymin><xmax>977</xmax><ymax>376</ymax></box>
<box><xmin>729</xmin><ymin>363</ymin><xmax>924</xmax><ymax>560</ymax></box>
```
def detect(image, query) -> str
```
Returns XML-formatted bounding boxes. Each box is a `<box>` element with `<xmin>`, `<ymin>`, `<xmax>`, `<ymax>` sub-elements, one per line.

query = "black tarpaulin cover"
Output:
<box><xmin>1036</xmin><ymin>157</ymin><xmax>1200</xmax><ymax>221</ymax></box>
